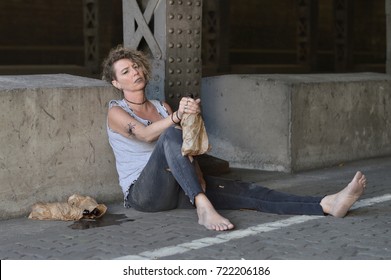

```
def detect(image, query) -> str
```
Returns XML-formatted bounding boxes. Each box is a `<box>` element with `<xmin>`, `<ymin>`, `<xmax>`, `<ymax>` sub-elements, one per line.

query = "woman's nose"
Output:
<box><xmin>131</xmin><ymin>67</ymin><xmax>140</xmax><ymax>75</ymax></box>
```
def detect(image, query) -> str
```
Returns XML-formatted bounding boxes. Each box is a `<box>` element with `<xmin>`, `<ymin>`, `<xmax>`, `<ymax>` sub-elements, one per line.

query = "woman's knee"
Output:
<box><xmin>160</xmin><ymin>126</ymin><xmax>183</xmax><ymax>149</ymax></box>
<box><xmin>130</xmin><ymin>197</ymin><xmax>177</xmax><ymax>212</ymax></box>
<box><xmin>163</xmin><ymin>126</ymin><xmax>182</xmax><ymax>141</ymax></box>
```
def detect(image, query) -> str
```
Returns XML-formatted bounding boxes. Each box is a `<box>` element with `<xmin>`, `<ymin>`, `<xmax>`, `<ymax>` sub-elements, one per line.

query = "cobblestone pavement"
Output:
<box><xmin>1</xmin><ymin>157</ymin><xmax>390</xmax><ymax>260</ymax></box>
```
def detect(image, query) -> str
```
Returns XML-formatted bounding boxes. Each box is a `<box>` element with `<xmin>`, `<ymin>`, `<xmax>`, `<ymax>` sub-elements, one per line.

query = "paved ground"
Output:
<box><xmin>1</xmin><ymin>156</ymin><xmax>391</xmax><ymax>260</ymax></box>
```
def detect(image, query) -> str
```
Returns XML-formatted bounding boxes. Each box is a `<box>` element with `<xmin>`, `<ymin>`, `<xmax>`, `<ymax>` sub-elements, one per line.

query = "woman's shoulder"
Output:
<box><xmin>108</xmin><ymin>99</ymin><xmax>126</xmax><ymax>109</ymax></box>
<box><xmin>149</xmin><ymin>99</ymin><xmax>163</xmax><ymax>107</ymax></box>
<box><xmin>108</xmin><ymin>99</ymin><xmax>133</xmax><ymax>122</ymax></box>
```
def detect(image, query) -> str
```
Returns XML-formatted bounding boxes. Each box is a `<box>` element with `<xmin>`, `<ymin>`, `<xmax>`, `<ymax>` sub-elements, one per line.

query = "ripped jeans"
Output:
<box><xmin>127</xmin><ymin>126</ymin><xmax>325</xmax><ymax>216</ymax></box>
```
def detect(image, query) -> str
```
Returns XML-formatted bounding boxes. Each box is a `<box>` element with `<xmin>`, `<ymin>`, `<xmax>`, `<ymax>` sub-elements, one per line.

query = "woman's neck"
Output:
<box><xmin>124</xmin><ymin>96</ymin><xmax>147</xmax><ymax>105</ymax></box>
<box><xmin>123</xmin><ymin>91</ymin><xmax>147</xmax><ymax>106</ymax></box>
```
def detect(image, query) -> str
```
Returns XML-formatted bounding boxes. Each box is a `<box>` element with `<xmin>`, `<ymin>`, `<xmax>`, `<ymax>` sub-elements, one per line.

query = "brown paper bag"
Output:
<box><xmin>28</xmin><ymin>202</ymin><xmax>83</xmax><ymax>221</ymax></box>
<box><xmin>68</xmin><ymin>194</ymin><xmax>107</xmax><ymax>219</ymax></box>
<box><xmin>28</xmin><ymin>194</ymin><xmax>107</xmax><ymax>221</ymax></box>
<box><xmin>181</xmin><ymin>113</ymin><xmax>211</xmax><ymax>156</ymax></box>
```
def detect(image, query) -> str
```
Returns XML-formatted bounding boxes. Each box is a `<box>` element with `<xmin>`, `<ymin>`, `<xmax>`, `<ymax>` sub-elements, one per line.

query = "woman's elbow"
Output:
<box><xmin>139</xmin><ymin>134</ymin><xmax>158</xmax><ymax>143</ymax></box>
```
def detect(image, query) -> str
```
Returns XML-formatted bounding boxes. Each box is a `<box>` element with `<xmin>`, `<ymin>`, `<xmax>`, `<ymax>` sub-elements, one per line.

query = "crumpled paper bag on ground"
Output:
<box><xmin>28</xmin><ymin>202</ymin><xmax>84</xmax><ymax>221</ymax></box>
<box><xmin>28</xmin><ymin>194</ymin><xmax>107</xmax><ymax>221</ymax></box>
<box><xmin>181</xmin><ymin>113</ymin><xmax>211</xmax><ymax>156</ymax></box>
<box><xmin>68</xmin><ymin>194</ymin><xmax>107</xmax><ymax>219</ymax></box>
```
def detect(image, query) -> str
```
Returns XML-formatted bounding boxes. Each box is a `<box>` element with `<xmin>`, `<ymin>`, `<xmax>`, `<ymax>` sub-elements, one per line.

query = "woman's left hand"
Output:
<box><xmin>178</xmin><ymin>97</ymin><xmax>201</xmax><ymax>119</ymax></box>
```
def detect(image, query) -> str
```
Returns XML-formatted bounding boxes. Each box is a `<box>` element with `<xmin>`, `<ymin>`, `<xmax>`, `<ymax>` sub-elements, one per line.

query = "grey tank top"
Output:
<box><xmin>107</xmin><ymin>99</ymin><xmax>169</xmax><ymax>198</ymax></box>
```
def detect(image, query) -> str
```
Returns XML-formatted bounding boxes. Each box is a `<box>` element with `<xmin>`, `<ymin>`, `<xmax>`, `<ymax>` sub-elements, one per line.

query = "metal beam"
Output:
<box><xmin>83</xmin><ymin>0</ymin><xmax>100</xmax><ymax>74</ymax></box>
<box><xmin>297</xmin><ymin>0</ymin><xmax>318</xmax><ymax>71</ymax></box>
<box><xmin>122</xmin><ymin>0</ymin><xmax>203</xmax><ymax>109</ymax></box>
<box><xmin>333</xmin><ymin>0</ymin><xmax>353</xmax><ymax>72</ymax></box>
<box><xmin>387</xmin><ymin>0</ymin><xmax>391</xmax><ymax>74</ymax></box>
<box><xmin>202</xmin><ymin>0</ymin><xmax>230</xmax><ymax>74</ymax></box>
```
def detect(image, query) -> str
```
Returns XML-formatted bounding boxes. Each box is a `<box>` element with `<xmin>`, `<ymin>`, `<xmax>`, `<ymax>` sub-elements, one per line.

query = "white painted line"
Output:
<box><xmin>350</xmin><ymin>193</ymin><xmax>391</xmax><ymax>210</ymax></box>
<box><xmin>115</xmin><ymin>194</ymin><xmax>391</xmax><ymax>260</ymax></box>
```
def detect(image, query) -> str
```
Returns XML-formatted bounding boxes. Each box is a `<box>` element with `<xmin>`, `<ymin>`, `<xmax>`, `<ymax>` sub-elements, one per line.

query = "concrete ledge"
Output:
<box><xmin>201</xmin><ymin>73</ymin><xmax>391</xmax><ymax>172</ymax></box>
<box><xmin>0</xmin><ymin>74</ymin><xmax>122</xmax><ymax>219</ymax></box>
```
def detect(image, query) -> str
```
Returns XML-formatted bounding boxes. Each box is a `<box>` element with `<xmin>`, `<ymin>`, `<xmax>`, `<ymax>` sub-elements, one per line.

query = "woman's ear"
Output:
<box><xmin>112</xmin><ymin>80</ymin><xmax>121</xmax><ymax>90</ymax></box>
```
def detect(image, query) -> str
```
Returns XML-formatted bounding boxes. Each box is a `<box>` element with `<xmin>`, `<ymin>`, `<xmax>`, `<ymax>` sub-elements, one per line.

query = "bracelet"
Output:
<box><xmin>175</xmin><ymin>110</ymin><xmax>182</xmax><ymax>121</ymax></box>
<box><xmin>171</xmin><ymin>112</ymin><xmax>180</xmax><ymax>124</ymax></box>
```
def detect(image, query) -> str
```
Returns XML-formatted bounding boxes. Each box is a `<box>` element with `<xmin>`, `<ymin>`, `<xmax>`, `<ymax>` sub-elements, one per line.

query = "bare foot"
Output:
<box><xmin>321</xmin><ymin>171</ymin><xmax>367</xmax><ymax>218</ymax></box>
<box><xmin>195</xmin><ymin>193</ymin><xmax>235</xmax><ymax>231</ymax></box>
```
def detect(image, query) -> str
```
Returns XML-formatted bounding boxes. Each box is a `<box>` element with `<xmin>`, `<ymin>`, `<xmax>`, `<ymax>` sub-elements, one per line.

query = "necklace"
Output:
<box><xmin>124</xmin><ymin>97</ymin><xmax>147</xmax><ymax>105</ymax></box>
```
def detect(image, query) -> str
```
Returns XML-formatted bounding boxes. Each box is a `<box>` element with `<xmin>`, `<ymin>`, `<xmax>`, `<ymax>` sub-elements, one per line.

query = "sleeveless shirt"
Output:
<box><xmin>107</xmin><ymin>99</ymin><xmax>169</xmax><ymax>198</ymax></box>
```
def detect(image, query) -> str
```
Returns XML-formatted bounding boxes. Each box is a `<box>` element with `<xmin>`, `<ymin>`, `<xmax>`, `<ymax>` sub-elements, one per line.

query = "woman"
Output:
<box><xmin>102</xmin><ymin>45</ymin><xmax>367</xmax><ymax>231</ymax></box>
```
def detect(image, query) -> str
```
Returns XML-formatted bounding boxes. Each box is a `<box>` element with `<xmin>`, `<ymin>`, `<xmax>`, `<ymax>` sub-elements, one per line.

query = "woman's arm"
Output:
<box><xmin>108</xmin><ymin>103</ymin><xmax>178</xmax><ymax>142</ymax></box>
<box><xmin>108</xmin><ymin>97</ymin><xmax>200</xmax><ymax>143</ymax></box>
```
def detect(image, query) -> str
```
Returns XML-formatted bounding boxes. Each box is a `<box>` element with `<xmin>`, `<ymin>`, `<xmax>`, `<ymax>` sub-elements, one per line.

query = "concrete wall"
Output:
<box><xmin>201</xmin><ymin>75</ymin><xmax>292</xmax><ymax>171</ymax></box>
<box><xmin>0</xmin><ymin>74</ymin><xmax>122</xmax><ymax>219</ymax></box>
<box><xmin>201</xmin><ymin>73</ymin><xmax>391</xmax><ymax>172</ymax></box>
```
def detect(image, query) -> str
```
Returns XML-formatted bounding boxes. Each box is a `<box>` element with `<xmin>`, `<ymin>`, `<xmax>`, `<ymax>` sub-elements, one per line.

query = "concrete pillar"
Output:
<box><xmin>122</xmin><ymin>0</ymin><xmax>203</xmax><ymax>109</ymax></box>
<box><xmin>201</xmin><ymin>73</ymin><xmax>391</xmax><ymax>172</ymax></box>
<box><xmin>387</xmin><ymin>0</ymin><xmax>391</xmax><ymax>74</ymax></box>
<box><xmin>0</xmin><ymin>74</ymin><xmax>122</xmax><ymax>219</ymax></box>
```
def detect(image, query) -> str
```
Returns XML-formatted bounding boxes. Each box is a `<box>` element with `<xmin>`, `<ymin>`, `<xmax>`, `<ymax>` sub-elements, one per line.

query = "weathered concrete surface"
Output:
<box><xmin>201</xmin><ymin>73</ymin><xmax>391</xmax><ymax>172</ymax></box>
<box><xmin>0</xmin><ymin>74</ymin><xmax>122</xmax><ymax>219</ymax></box>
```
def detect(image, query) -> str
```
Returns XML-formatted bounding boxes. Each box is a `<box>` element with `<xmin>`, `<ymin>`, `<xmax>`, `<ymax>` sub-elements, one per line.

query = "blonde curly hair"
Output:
<box><xmin>101</xmin><ymin>45</ymin><xmax>151</xmax><ymax>83</ymax></box>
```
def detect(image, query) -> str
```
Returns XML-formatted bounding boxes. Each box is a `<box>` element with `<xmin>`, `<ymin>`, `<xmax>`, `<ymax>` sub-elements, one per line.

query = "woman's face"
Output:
<box><xmin>112</xmin><ymin>58</ymin><xmax>146</xmax><ymax>92</ymax></box>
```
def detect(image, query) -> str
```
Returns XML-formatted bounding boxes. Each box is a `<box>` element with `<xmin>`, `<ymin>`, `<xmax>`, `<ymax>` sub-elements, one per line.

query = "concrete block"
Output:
<box><xmin>201</xmin><ymin>73</ymin><xmax>391</xmax><ymax>172</ymax></box>
<box><xmin>0</xmin><ymin>74</ymin><xmax>122</xmax><ymax>219</ymax></box>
